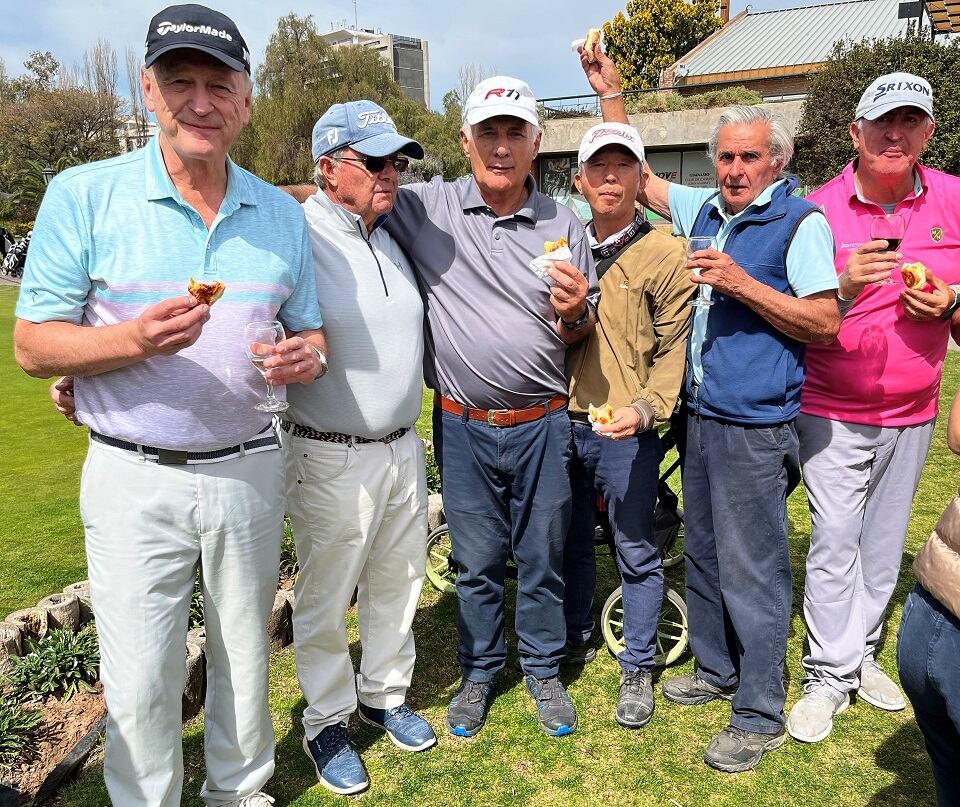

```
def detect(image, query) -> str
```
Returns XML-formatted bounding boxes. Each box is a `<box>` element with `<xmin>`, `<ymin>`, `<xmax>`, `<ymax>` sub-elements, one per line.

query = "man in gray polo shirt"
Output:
<box><xmin>384</xmin><ymin>76</ymin><xmax>598</xmax><ymax>738</ymax></box>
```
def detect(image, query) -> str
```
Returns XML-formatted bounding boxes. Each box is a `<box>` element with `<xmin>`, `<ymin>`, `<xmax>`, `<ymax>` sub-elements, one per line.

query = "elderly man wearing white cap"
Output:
<box><xmin>381</xmin><ymin>76</ymin><xmax>598</xmax><ymax>739</ymax></box>
<box><xmin>787</xmin><ymin>73</ymin><xmax>960</xmax><ymax>744</ymax></box>
<box><xmin>561</xmin><ymin>122</ymin><xmax>691</xmax><ymax>729</ymax></box>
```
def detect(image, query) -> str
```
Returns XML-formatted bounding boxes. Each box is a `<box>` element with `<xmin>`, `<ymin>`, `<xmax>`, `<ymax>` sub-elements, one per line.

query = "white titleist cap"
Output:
<box><xmin>855</xmin><ymin>72</ymin><xmax>934</xmax><ymax>122</ymax></box>
<box><xmin>463</xmin><ymin>76</ymin><xmax>539</xmax><ymax>128</ymax></box>
<box><xmin>578</xmin><ymin>122</ymin><xmax>645</xmax><ymax>165</ymax></box>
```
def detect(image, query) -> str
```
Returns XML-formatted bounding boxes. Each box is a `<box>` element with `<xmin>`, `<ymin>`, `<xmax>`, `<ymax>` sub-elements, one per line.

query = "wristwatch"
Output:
<box><xmin>561</xmin><ymin>305</ymin><xmax>591</xmax><ymax>331</ymax></box>
<box><xmin>940</xmin><ymin>285</ymin><xmax>960</xmax><ymax>321</ymax></box>
<box><xmin>309</xmin><ymin>345</ymin><xmax>328</xmax><ymax>379</ymax></box>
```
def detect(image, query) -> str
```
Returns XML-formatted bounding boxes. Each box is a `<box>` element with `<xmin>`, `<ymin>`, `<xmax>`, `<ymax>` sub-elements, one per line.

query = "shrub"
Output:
<box><xmin>6</xmin><ymin>626</ymin><xmax>100</xmax><ymax>702</ymax></box>
<box><xmin>279</xmin><ymin>518</ymin><xmax>299</xmax><ymax>579</ymax></box>
<box><xmin>189</xmin><ymin>576</ymin><xmax>204</xmax><ymax>630</ymax></box>
<box><xmin>0</xmin><ymin>696</ymin><xmax>42</xmax><ymax>769</ymax></box>
<box><xmin>425</xmin><ymin>447</ymin><xmax>442</xmax><ymax>494</ymax></box>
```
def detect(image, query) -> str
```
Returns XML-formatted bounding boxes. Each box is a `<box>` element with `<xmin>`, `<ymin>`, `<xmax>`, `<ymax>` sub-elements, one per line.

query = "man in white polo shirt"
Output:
<box><xmin>283</xmin><ymin>101</ymin><xmax>435</xmax><ymax>796</ymax></box>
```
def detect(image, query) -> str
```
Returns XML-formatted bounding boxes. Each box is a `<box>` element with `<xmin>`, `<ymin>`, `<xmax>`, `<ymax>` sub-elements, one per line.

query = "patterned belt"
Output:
<box><xmin>280</xmin><ymin>419</ymin><xmax>409</xmax><ymax>445</ymax></box>
<box><xmin>89</xmin><ymin>427</ymin><xmax>278</xmax><ymax>465</ymax></box>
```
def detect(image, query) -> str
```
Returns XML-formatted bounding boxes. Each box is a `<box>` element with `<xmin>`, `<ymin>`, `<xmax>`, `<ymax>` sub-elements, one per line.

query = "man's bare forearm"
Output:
<box><xmin>14</xmin><ymin>319</ymin><xmax>147</xmax><ymax>378</ymax></box>
<box><xmin>732</xmin><ymin>284</ymin><xmax>840</xmax><ymax>344</ymax></box>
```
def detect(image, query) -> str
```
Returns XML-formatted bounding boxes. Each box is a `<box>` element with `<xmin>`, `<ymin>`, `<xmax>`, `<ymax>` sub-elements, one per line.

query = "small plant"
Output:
<box><xmin>6</xmin><ymin>626</ymin><xmax>100</xmax><ymax>702</ymax></box>
<box><xmin>425</xmin><ymin>447</ymin><xmax>442</xmax><ymax>494</ymax></box>
<box><xmin>189</xmin><ymin>574</ymin><xmax>204</xmax><ymax>630</ymax></box>
<box><xmin>279</xmin><ymin>518</ymin><xmax>299</xmax><ymax>579</ymax></box>
<box><xmin>0</xmin><ymin>695</ymin><xmax>42</xmax><ymax>769</ymax></box>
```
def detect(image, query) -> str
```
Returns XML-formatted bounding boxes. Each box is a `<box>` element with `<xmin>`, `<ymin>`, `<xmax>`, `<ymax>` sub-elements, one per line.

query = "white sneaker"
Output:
<box><xmin>223</xmin><ymin>793</ymin><xmax>274</xmax><ymax>807</ymax></box>
<box><xmin>858</xmin><ymin>660</ymin><xmax>906</xmax><ymax>711</ymax></box>
<box><xmin>787</xmin><ymin>681</ymin><xmax>850</xmax><ymax>743</ymax></box>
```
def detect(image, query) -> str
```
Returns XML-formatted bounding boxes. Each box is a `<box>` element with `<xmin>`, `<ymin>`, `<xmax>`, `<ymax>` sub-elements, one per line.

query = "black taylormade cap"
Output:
<box><xmin>144</xmin><ymin>4</ymin><xmax>251</xmax><ymax>74</ymax></box>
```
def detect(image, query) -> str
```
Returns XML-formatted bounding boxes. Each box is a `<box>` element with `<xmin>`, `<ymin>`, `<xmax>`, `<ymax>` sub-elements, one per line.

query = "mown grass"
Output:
<box><xmin>5</xmin><ymin>282</ymin><xmax>957</xmax><ymax>805</ymax></box>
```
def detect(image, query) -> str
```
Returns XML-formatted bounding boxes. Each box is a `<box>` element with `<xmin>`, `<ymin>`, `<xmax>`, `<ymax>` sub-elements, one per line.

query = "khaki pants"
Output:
<box><xmin>283</xmin><ymin>429</ymin><xmax>427</xmax><ymax>740</ymax></box>
<box><xmin>82</xmin><ymin>439</ymin><xmax>283</xmax><ymax>806</ymax></box>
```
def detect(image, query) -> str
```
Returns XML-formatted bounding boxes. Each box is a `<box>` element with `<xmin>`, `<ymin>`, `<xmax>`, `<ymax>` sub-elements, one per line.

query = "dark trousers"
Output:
<box><xmin>563</xmin><ymin>422</ymin><xmax>663</xmax><ymax>671</ymax></box>
<box><xmin>682</xmin><ymin>413</ymin><xmax>798</xmax><ymax>733</ymax></box>
<box><xmin>433</xmin><ymin>403</ymin><xmax>572</xmax><ymax>682</ymax></box>
<box><xmin>897</xmin><ymin>584</ymin><xmax>960</xmax><ymax>807</ymax></box>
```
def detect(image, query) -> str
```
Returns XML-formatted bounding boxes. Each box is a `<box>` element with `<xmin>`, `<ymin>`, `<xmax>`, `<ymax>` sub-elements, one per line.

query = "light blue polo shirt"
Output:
<box><xmin>668</xmin><ymin>179</ymin><xmax>837</xmax><ymax>384</ymax></box>
<box><xmin>16</xmin><ymin>136</ymin><xmax>322</xmax><ymax>451</ymax></box>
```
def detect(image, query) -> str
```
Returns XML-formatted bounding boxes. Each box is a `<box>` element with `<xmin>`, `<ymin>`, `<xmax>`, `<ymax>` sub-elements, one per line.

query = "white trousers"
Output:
<box><xmin>284</xmin><ymin>430</ymin><xmax>427</xmax><ymax>740</ymax></box>
<box><xmin>81</xmin><ymin>439</ymin><xmax>283</xmax><ymax>807</ymax></box>
<box><xmin>797</xmin><ymin>413</ymin><xmax>935</xmax><ymax>692</ymax></box>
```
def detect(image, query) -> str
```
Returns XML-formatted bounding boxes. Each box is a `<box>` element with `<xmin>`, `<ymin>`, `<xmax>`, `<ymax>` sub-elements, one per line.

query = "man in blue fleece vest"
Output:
<box><xmin>579</xmin><ymin>45</ymin><xmax>840</xmax><ymax>772</ymax></box>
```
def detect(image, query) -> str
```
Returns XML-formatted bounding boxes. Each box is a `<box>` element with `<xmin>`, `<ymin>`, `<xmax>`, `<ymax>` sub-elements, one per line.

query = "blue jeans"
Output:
<box><xmin>563</xmin><ymin>422</ymin><xmax>663</xmax><ymax>671</ymax></box>
<box><xmin>897</xmin><ymin>584</ymin><xmax>960</xmax><ymax>807</ymax></box>
<box><xmin>433</xmin><ymin>403</ymin><xmax>572</xmax><ymax>682</ymax></box>
<box><xmin>682</xmin><ymin>413</ymin><xmax>798</xmax><ymax>733</ymax></box>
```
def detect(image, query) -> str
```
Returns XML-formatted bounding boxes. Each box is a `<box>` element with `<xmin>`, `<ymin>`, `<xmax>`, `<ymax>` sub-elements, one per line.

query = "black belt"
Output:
<box><xmin>280</xmin><ymin>419</ymin><xmax>409</xmax><ymax>445</ymax></box>
<box><xmin>90</xmin><ymin>427</ymin><xmax>279</xmax><ymax>465</ymax></box>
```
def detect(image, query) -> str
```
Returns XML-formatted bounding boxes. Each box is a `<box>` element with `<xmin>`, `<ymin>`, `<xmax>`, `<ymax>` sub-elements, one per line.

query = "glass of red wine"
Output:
<box><xmin>869</xmin><ymin>213</ymin><xmax>904</xmax><ymax>286</ymax></box>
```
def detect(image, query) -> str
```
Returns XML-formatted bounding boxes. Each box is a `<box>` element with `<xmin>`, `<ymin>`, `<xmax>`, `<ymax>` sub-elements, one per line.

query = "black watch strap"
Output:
<box><xmin>561</xmin><ymin>305</ymin><xmax>590</xmax><ymax>330</ymax></box>
<box><xmin>941</xmin><ymin>286</ymin><xmax>960</xmax><ymax>320</ymax></box>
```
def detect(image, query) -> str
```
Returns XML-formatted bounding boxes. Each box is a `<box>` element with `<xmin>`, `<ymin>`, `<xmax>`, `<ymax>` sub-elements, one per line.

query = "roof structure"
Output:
<box><xmin>670</xmin><ymin>0</ymin><xmax>934</xmax><ymax>85</ymax></box>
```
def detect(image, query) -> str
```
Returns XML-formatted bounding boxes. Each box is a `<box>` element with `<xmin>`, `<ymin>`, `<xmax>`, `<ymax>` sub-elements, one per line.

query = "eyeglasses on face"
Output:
<box><xmin>336</xmin><ymin>154</ymin><xmax>410</xmax><ymax>173</ymax></box>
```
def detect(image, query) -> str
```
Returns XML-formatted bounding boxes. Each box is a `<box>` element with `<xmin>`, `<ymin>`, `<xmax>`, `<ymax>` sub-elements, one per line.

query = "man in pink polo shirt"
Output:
<box><xmin>788</xmin><ymin>73</ymin><xmax>960</xmax><ymax>743</ymax></box>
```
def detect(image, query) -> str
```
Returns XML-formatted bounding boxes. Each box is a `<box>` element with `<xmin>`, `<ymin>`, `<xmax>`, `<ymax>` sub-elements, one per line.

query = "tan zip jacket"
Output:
<box><xmin>914</xmin><ymin>487</ymin><xmax>960</xmax><ymax>619</ymax></box>
<box><xmin>567</xmin><ymin>228</ymin><xmax>693</xmax><ymax>427</ymax></box>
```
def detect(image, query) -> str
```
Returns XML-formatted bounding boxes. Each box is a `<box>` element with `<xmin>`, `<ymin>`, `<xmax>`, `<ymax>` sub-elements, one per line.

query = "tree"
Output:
<box><xmin>603</xmin><ymin>0</ymin><xmax>722</xmax><ymax>91</ymax></box>
<box><xmin>796</xmin><ymin>31</ymin><xmax>960</xmax><ymax>187</ymax></box>
<box><xmin>453</xmin><ymin>63</ymin><xmax>497</xmax><ymax>112</ymax></box>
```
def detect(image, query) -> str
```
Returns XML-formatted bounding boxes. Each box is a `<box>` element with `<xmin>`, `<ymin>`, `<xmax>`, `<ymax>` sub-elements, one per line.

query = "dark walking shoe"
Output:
<box><xmin>357</xmin><ymin>702</ymin><xmax>437</xmax><ymax>751</ymax></box>
<box><xmin>447</xmin><ymin>679</ymin><xmax>495</xmax><ymax>737</ymax></box>
<box><xmin>704</xmin><ymin>725</ymin><xmax>786</xmax><ymax>773</ymax></box>
<box><xmin>561</xmin><ymin>639</ymin><xmax>597</xmax><ymax>666</ymax></box>
<box><xmin>302</xmin><ymin>722</ymin><xmax>369</xmax><ymax>795</ymax></box>
<box><xmin>525</xmin><ymin>675</ymin><xmax>577</xmax><ymax>736</ymax></box>
<box><xmin>662</xmin><ymin>672</ymin><xmax>736</xmax><ymax>705</ymax></box>
<box><xmin>616</xmin><ymin>669</ymin><xmax>654</xmax><ymax>728</ymax></box>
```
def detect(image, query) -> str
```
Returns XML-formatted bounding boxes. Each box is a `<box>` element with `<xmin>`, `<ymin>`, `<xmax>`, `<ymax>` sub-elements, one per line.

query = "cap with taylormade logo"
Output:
<box><xmin>578</xmin><ymin>122</ymin><xmax>645</xmax><ymax>165</ymax></box>
<box><xmin>311</xmin><ymin>100</ymin><xmax>425</xmax><ymax>163</ymax></box>
<box><xmin>855</xmin><ymin>72</ymin><xmax>934</xmax><ymax>122</ymax></box>
<box><xmin>144</xmin><ymin>4</ymin><xmax>250</xmax><ymax>74</ymax></box>
<box><xmin>463</xmin><ymin>76</ymin><xmax>539</xmax><ymax>128</ymax></box>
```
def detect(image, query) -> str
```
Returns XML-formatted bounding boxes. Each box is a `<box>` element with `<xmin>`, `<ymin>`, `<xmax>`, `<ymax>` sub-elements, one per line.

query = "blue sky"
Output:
<box><xmin>0</xmin><ymin>0</ymin><xmax>829</xmax><ymax>110</ymax></box>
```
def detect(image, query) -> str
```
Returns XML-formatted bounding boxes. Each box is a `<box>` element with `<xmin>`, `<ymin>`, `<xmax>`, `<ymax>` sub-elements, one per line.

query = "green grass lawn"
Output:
<box><xmin>5</xmin><ymin>282</ymin><xmax>958</xmax><ymax>805</ymax></box>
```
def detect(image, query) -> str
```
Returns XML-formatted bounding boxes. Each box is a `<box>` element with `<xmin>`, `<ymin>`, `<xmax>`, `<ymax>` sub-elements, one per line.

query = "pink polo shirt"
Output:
<box><xmin>802</xmin><ymin>161</ymin><xmax>960</xmax><ymax>426</ymax></box>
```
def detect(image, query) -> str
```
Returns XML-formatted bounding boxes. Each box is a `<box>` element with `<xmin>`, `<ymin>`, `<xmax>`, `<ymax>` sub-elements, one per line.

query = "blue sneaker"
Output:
<box><xmin>302</xmin><ymin>722</ymin><xmax>369</xmax><ymax>796</ymax></box>
<box><xmin>446</xmin><ymin>678</ymin><xmax>495</xmax><ymax>737</ymax></box>
<box><xmin>357</xmin><ymin>702</ymin><xmax>437</xmax><ymax>751</ymax></box>
<box><xmin>525</xmin><ymin>675</ymin><xmax>577</xmax><ymax>736</ymax></box>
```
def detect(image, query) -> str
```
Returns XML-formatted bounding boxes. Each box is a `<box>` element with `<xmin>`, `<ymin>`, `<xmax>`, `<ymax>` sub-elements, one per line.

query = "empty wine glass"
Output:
<box><xmin>244</xmin><ymin>320</ymin><xmax>289</xmax><ymax>413</ymax></box>
<box><xmin>869</xmin><ymin>213</ymin><xmax>905</xmax><ymax>286</ymax></box>
<box><xmin>687</xmin><ymin>236</ymin><xmax>716</xmax><ymax>308</ymax></box>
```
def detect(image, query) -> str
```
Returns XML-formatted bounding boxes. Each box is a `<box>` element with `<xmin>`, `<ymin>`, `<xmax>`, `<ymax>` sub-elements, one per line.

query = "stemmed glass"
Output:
<box><xmin>869</xmin><ymin>213</ymin><xmax>905</xmax><ymax>286</ymax></box>
<box><xmin>687</xmin><ymin>236</ymin><xmax>716</xmax><ymax>308</ymax></box>
<box><xmin>244</xmin><ymin>320</ymin><xmax>289</xmax><ymax>413</ymax></box>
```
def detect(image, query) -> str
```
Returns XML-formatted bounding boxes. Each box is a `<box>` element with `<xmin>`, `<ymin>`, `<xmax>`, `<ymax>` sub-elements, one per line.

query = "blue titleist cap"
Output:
<box><xmin>311</xmin><ymin>100</ymin><xmax>425</xmax><ymax>163</ymax></box>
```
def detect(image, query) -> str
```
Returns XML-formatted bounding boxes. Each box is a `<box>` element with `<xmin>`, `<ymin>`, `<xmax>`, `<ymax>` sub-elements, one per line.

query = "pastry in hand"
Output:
<box><xmin>584</xmin><ymin>28</ymin><xmax>601</xmax><ymax>61</ymax></box>
<box><xmin>588</xmin><ymin>402</ymin><xmax>615</xmax><ymax>425</ymax></box>
<box><xmin>543</xmin><ymin>237</ymin><xmax>568</xmax><ymax>255</ymax></box>
<box><xmin>187</xmin><ymin>277</ymin><xmax>226</xmax><ymax>305</ymax></box>
<box><xmin>900</xmin><ymin>261</ymin><xmax>927</xmax><ymax>290</ymax></box>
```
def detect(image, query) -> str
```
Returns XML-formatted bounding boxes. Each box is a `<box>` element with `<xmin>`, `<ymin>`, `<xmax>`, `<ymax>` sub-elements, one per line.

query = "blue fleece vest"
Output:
<box><xmin>687</xmin><ymin>177</ymin><xmax>819</xmax><ymax>425</ymax></box>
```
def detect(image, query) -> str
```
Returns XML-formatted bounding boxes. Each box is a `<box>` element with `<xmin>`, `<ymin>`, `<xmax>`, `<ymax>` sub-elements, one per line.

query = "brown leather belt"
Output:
<box><xmin>435</xmin><ymin>393</ymin><xmax>567</xmax><ymax>428</ymax></box>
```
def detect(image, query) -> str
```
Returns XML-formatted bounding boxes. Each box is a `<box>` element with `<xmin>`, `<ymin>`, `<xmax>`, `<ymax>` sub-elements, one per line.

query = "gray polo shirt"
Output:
<box><xmin>386</xmin><ymin>175</ymin><xmax>598</xmax><ymax>410</ymax></box>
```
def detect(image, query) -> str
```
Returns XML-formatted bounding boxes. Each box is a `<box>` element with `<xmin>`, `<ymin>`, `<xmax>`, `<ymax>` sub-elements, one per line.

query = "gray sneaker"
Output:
<box><xmin>787</xmin><ymin>681</ymin><xmax>850</xmax><ymax>743</ymax></box>
<box><xmin>662</xmin><ymin>672</ymin><xmax>735</xmax><ymax>705</ymax></box>
<box><xmin>858</xmin><ymin>660</ymin><xmax>906</xmax><ymax>711</ymax></box>
<box><xmin>616</xmin><ymin>670</ymin><xmax>654</xmax><ymax>729</ymax></box>
<box><xmin>704</xmin><ymin>725</ymin><xmax>786</xmax><ymax>773</ymax></box>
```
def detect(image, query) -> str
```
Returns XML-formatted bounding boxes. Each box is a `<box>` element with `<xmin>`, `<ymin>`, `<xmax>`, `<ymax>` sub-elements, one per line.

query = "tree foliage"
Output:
<box><xmin>796</xmin><ymin>31</ymin><xmax>960</xmax><ymax>187</ymax></box>
<box><xmin>239</xmin><ymin>13</ymin><xmax>468</xmax><ymax>185</ymax></box>
<box><xmin>603</xmin><ymin>0</ymin><xmax>722</xmax><ymax>91</ymax></box>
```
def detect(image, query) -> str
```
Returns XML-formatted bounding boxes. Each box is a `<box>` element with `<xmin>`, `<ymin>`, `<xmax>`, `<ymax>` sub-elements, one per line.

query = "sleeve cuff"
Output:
<box><xmin>630</xmin><ymin>399</ymin><xmax>656</xmax><ymax>433</ymax></box>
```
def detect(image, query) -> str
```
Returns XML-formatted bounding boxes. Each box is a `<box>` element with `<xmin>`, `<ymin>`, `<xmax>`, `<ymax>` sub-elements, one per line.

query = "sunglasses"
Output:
<box><xmin>337</xmin><ymin>154</ymin><xmax>410</xmax><ymax>173</ymax></box>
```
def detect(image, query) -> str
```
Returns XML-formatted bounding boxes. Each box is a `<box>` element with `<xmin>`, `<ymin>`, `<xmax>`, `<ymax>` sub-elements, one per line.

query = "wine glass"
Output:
<box><xmin>244</xmin><ymin>320</ymin><xmax>289</xmax><ymax>413</ymax></box>
<box><xmin>869</xmin><ymin>213</ymin><xmax>905</xmax><ymax>286</ymax></box>
<box><xmin>687</xmin><ymin>236</ymin><xmax>716</xmax><ymax>308</ymax></box>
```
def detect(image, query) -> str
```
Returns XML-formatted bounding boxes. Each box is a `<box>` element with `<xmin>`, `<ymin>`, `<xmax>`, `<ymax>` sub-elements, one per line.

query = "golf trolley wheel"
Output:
<box><xmin>660</xmin><ymin>517</ymin><xmax>684</xmax><ymax>569</ymax></box>
<box><xmin>425</xmin><ymin>524</ymin><xmax>457</xmax><ymax>594</ymax></box>
<box><xmin>601</xmin><ymin>586</ymin><xmax>688</xmax><ymax>667</ymax></box>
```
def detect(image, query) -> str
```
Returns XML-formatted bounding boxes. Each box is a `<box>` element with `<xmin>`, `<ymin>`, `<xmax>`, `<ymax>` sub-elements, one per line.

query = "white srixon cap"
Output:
<box><xmin>463</xmin><ymin>76</ymin><xmax>539</xmax><ymax>128</ymax></box>
<box><xmin>855</xmin><ymin>72</ymin><xmax>934</xmax><ymax>122</ymax></box>
<box><xmin>578</xmin><ymin>122</ymin><xmax>645</xmax><ymax>165</ymax></box>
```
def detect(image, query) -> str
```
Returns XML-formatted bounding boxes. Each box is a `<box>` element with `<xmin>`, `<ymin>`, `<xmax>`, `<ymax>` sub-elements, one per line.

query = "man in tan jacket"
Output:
<box><xmin>562</xmin><ymin>122</ymin><xmax>691</xmax><ymax>728</ymax></box>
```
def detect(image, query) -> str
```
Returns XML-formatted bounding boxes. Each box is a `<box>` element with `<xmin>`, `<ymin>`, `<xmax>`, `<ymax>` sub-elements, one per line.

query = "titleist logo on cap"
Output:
<box><xmin>357</xmin><ymin>110</ymin><xmax>395</xmax><ymax>129</ymax></box>
<box><xmin>588</xmin><ymin>127</ymin><xmax>637</xmax><ymax>143</ymax></box>
<box><xmin>156</xmin><ymin>21</ymin><xmax>233</xmax><ymax>41</ymax></box>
